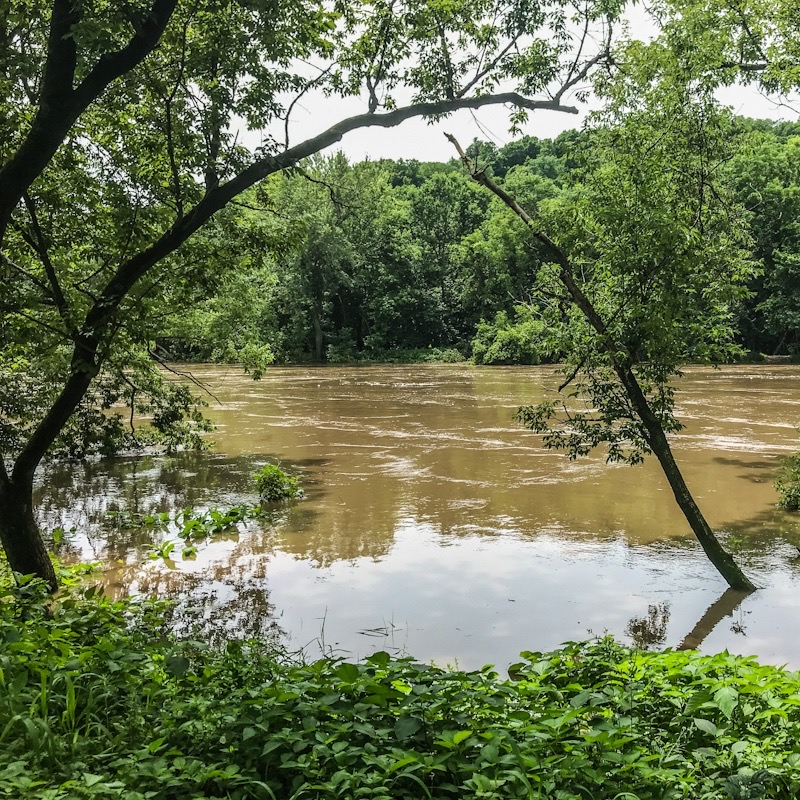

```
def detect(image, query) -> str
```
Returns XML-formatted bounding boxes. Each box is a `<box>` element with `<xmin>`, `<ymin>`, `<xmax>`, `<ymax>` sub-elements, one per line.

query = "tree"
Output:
<box><xmin>0</xmin><ymin>0</ymin><xmax>620</xmax><ymax>588</ymax></box>
<box><xmin>457</xmin><ymin>165</ymin><xmax>561</xmax><ymax>332</ymax></box>
<box><xmin>724</xmin><ymin>131</ymin><xmax>800</xmax><ymax>355</ymax></box>
<box><xmin>407</xmin><ymin>171</ymin><xmax>492</xmax><ymax>345</ymax></box>
<box><xmin>448</xmin><ymin>91</ymin><xmax>757</xmax><ymax>591</ymax></box>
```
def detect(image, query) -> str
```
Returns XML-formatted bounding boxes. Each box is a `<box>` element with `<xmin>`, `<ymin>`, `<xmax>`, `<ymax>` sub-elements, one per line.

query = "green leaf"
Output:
<box><xmin>165</xmin><ymin>655</ymin><xmax>190</xmax><ymax>677</ymax></box>
<box><xmin>714</xmin><ymin>686</ymin><xmax>739</xmax><ymax>719</ymax></box>
<box><xmin>693</xmin><ymin>718</ymin><xmax>719</xmax><ymax>737</ymax></box>
<box><xmin>335</xmin><ymin>663</ymin><xmax>360</xmax><ymax>683</ymax></box>
<box><xmin>452</xmin><ymin>729</ymin><xmax>473</xmax><ymax>745</ymax></box>
<box><xmin>394</xmin><ymin>716</ymin><xmax>423</xmax><ymax>741</ymax></box>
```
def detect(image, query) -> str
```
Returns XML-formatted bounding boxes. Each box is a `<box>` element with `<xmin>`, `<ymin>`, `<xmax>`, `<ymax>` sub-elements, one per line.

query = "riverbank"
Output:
<box><xmin>3</xmin><ymin>569</ymin><xmax>800</xmax><ymax>799</ymax></box>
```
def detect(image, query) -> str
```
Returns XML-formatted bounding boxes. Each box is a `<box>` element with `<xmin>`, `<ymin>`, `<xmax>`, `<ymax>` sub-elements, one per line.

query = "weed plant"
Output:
<box><xmin>254</xmin><ymin>464</ymin><xmax>304</xmax><ymax>503</ymax></box>
<box><xmin>775</xmin><ymin>453</ymin><xmax>800</xmax><ymax>511</ymax></box>
<box><xmin>2</xmin><ymin>569</ymin><xmax>800</xmax><ymax>798</ymax></box>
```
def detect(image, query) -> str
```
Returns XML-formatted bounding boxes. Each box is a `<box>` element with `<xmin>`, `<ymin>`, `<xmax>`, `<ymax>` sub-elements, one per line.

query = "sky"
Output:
<box><xmin>272</xmin><ymin>7</ymin><xmax>799</xmax><ymax>164</ymax></box>
<box><xmin>284</xmin><ymin>86</ymin><xmax>796</xmax><ymax>164</ymax></box>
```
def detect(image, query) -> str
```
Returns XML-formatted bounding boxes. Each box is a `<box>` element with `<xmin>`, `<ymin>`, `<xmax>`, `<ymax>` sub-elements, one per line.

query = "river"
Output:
<box><xmin>37</xmin><ymin>364</ymin><xmax>800</xmax><ymax>670</ymax></box>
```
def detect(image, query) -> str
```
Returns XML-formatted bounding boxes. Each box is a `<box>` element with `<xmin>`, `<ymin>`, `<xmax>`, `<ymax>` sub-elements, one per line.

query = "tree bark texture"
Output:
<box><xmin>0</xmin><ymin>475</ymin><xmax>57</xmax><ymax>591</ymax></box>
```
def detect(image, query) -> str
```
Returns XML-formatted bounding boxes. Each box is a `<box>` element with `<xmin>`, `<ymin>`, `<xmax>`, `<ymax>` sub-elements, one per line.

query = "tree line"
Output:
<box><xmin>159</xmin><ymin>117</ymin><xmax>800</xmax><ymax>367</ymax></box>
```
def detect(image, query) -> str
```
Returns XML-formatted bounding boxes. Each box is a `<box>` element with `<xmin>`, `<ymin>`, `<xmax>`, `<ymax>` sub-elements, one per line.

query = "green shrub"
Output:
<box><xmin>3</xmin><ymin>572</ymin><xmax>800</xmax><ymax>800</ymax></box>
<box><xmin>326</xmin><ymin>328</ymin><xmax>359</xmax><ymax>363</ymax></box>
<box><xmin>471</xmin><ymin>307</ymin><xmax>549</xmax><ymax>365</ymax></box>
<box><xmin>428</xmin><ymin>346</ymin><xmax>465</xmax><ymax>363</ymax></box>
<box><xmin>776</xmin><ymin>452</ymin><xmax>800</xmax><ymax>510</ymax></box>
<box><xmin>254</xmin><ymin>463</ymin><xmax>304</xmax><ymax>502</ymax></box>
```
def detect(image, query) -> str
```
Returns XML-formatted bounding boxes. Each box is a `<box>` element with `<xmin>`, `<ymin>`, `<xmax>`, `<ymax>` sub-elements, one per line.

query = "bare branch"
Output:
<box><xmin>283</xmin><ymin>64</ymin><xmax>336</xmax><ymax>148</ymax></box>
<box><xmin>148</xmin><ymin>351</ymin><xmax>222</xmax><ymax>403</ymax></box>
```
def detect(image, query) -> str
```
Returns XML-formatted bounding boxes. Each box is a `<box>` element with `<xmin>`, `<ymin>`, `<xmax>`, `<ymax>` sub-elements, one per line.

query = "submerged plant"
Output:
<box><xmin>254</xmin><ymin>463</ymin><xmax>304</xmax><ymax>502</ymax></box>
<box><xmin>775</xmin><ymin>453</ymin><xmax>800</xmax><ymax>511</ymax></box>
<box><xmin>143</xmin><ymin>506</ymin><xmax>258</xmax><ymax>561</ymax></box>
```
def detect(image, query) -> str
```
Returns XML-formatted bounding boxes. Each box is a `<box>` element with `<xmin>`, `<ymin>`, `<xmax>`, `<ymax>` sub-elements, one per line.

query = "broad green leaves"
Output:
<box><xmin>3</xmin><ymin>574</ymin><xmax>800</xmax><ymax>800</ymax></box>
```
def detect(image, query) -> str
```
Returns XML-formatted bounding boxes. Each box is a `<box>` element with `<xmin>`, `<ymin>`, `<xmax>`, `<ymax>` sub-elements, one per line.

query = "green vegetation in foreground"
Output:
<box><xmin>3</xmin><ymin>572</ymin><xmax>800</xmax><ymax>799</ymax></box>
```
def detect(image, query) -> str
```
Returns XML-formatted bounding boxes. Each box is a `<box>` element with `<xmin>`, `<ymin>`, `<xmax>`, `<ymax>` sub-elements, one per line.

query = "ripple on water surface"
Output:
<box><xmin>37</xmin><ymin>364</ymin><xmax>800</xmax><ymax>669</ymax></box>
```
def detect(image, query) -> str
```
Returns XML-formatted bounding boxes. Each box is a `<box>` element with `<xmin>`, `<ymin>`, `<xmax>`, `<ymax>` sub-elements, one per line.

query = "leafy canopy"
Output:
<box><xmin>512</xmin><ymin>93</ymin><xmax>756</xmax><ymax>464</ymax></box>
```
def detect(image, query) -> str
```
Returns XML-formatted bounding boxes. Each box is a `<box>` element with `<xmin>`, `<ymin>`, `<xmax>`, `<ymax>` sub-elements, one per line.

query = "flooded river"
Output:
<box><xmin>38</xmin><ymin>364</ymin><xmax>800</xmax><ymax>669</ymax></box>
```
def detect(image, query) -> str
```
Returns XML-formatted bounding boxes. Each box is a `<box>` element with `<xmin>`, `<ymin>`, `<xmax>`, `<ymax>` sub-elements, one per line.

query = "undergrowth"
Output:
<box><xmin>2</xmin><ymin>570</ymin><xmax>800</xmax><ymax>799</ymax></box>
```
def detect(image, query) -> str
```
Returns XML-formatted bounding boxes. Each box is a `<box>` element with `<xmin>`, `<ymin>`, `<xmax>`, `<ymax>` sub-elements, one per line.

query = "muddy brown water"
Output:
<box><xmin>37</xmin><ymin>364</ymin><xmax>800</xmax><ymax>669</ymax></box>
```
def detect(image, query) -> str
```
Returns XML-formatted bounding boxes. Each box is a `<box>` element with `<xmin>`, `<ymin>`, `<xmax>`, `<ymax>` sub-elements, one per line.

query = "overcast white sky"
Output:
<box><xmin>267</xmin><ymin>8</ymin><xmax>798</xmax><ymax>164</ymax></box>
<box><xmin>284</xmin><ymin>87</ymin><xmax>795</xmax><ymax>163</ymax></box>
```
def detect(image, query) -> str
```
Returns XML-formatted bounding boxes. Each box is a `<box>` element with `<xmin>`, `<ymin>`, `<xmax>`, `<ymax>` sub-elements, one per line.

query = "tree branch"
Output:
<box><xmin>0</xmin><ymin>0</ymin><xmax>178</xmax><ymax>245</ymax></box>
<box><xmin>10</xmin><ymin>91</ymin><xmax>579</xmax><ymax>480</ymax></box>
<box><xmin>22</xmin><ymin>192</ymin><xmax>74</xmax><ymax>334</ymax></box>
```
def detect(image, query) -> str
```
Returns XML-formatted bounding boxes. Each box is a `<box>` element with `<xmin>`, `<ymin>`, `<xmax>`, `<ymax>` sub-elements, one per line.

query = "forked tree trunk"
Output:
<box><xmin>0</xmin><ymin>474</ymin><xmax>57</xmax><ymax>592</ymax></box>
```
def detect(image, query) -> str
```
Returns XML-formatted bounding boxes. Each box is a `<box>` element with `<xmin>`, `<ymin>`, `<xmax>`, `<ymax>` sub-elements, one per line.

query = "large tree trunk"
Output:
<box><xmin>0</xmin><ymin>474</ymin><xmax>57</xmax><ymax>592</ymax></box>
<box><xmin>0</xmin><ymin>359</ymin><xmax>99</xmax><ymax>592</ymax></box>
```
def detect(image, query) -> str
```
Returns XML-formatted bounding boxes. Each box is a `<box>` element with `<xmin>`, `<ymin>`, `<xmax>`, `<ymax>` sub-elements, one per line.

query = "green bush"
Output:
<box><xmin>471</xmin><ymin>308</ymin><xmax>549</xmax><ymax>365</ymax></box>
<box><xmin>325</xmin><ymin>328</ymin><xmax>360</xmax><ymax>363</ymax></box>
<box><xmin>776</xmin><ymin>452</ymin><xmax>800</xmax><ymax>510</ymax></box>
<box><xmin>427</xmin><ymin>347</ymin><xmax>465</xmax><ymax>363</ymax></box>
<box><xmin>254</xmin><ymin>463</ymin><xmax>304</xmax><ymax>502</ymax></box>
<box><xmin>4</xmin><ymin>567</ymin><xmax>800</xmax><ymax>799</ymax></box>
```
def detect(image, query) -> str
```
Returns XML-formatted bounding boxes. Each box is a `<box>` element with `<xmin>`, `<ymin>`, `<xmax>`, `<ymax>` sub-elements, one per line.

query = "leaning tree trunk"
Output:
<box><xmin>446</xmin><ymin>135</ymin><xmax>756</xmax><ymax>594</ymax></box>
<box><xmin>617</xmin><ymin>365</ymin><xmax>756</xmax><ymax>592</ymax></box>
<box><xmin>642</xmin><ymin>421</ymin><xmax>756</xmax><ymax>591</ymax></box>
<box><xmin>0</xmin><ymin>473</ymin><xmax>57</xmax><ymax>592</ymax></box>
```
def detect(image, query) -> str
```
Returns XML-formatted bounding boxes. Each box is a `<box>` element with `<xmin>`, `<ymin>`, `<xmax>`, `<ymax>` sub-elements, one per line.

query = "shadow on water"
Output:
<box><xmin>718</xmin><ymin>507</ymin><xmax>800</xmax><ymax>562</ymax></box>
<box><xmin>626</xmin><ymin>603</ymin><xmax>671</xmax><ymax>649</ymax></box>
<box><xmin>151</xmin><ymin>571</ymin><xmax>285</xmax><ymax>650</ymax></box>
<box><xmin>711</xmin><ymin>455</ymin><xmax>779</xmax><ymax>484</ymax></box>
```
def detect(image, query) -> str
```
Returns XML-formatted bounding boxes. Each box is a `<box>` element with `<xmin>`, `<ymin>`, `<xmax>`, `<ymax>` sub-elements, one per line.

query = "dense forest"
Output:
<box><xmin>159</xmin><ymin>117</ymin><xmax>800</xmax><ymax>366</ymax></box>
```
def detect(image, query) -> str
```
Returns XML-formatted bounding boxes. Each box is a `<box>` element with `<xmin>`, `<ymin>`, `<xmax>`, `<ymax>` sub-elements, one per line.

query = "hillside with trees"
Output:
<box><xmin>157</xmin><ymin>119</ymin><xmax>800</xmax><ymax>366</ymax></box>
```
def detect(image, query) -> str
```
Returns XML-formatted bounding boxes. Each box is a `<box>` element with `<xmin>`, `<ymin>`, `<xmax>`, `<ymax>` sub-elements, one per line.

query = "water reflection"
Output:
<box><xmin>33</xmin><ymin>364</ymin><xmax>800</xmax><ymax>668</ymax></box>
<box><xmin>678</xmin><ymin>590</ymin><xmax>750</xmax><ymax>651</ymax></box>
<box><xmin>627</xmin><ymin>603</ymin><xmax>671</xmax><ymax>649</ymax></box>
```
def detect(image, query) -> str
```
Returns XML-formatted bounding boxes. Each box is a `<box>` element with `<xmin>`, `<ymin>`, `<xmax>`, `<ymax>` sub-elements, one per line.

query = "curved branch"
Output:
<box><xmin>11</xmin><ymin>91</ymin><xmax>579</xmax><ymax>479</ymax></box>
